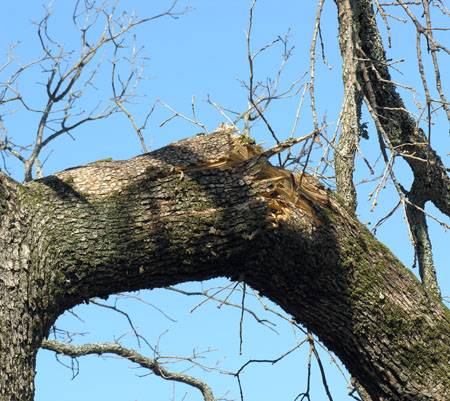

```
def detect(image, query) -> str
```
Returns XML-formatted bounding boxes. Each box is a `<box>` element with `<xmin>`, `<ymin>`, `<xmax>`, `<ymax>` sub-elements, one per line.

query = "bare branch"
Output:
<box><xmin>1</xmin><ymin>0</ymin><xmax>190</xmax><ymax>181</ymax></box>
<box><xmin>166</xmin><ymin>285</ymin><xmax>278</xmax><ymax>333</ymax></box>
<box><xmin>41</xmin><ymin>339</ymin><xmax>217</xmax><ymax>401</ymax></box>
<box><xmin>309</xmin><ymin>0</ymin><xmax>326</xmax><ymax>133</ymax></box>
<box><xmin>158</xmin><ymin>98</ymin><xmax>210</xmax><ymax>133</ymax></box>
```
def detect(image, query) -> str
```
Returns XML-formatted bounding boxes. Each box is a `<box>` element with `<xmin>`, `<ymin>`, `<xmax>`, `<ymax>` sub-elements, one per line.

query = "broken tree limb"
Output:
<box><xmin>1</xmin><ymin>130</ymin><xmax>449</xmax><ymax>400</ymax></box>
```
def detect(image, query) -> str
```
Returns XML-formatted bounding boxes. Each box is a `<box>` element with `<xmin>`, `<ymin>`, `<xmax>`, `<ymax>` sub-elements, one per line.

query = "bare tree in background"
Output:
<box><xmin>331</xmin><ymin>0</ymin><xmax>450</xmax><ymax>300</ymax></box>
<box><xmin>0</xmin><ymin>1</ymin><xmax>449</xmax><ymax>401</ymax></box>
<box><xmin>0</xmin><ymin>0</ymin><xmax>176</xmax><ymax>181</ymax></box>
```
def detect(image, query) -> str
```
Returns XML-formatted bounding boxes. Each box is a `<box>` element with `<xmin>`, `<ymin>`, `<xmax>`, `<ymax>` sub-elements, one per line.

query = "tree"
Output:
<box><xmin>1</xmin><ymin>1</ymin><xmax>449</xmax><ymax>400</ymax></box>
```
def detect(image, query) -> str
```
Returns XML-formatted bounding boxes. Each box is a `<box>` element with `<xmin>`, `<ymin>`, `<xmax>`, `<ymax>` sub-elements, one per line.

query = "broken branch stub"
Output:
<box><xmin>179</xmin><ymin>130</ymin><xmax>336</xmax><ymax>228</ymax></box>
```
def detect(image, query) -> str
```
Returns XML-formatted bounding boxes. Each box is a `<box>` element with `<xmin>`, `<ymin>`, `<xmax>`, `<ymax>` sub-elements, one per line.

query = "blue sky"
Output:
<box><xmin>1</xmin><ymin>1</ymin><xmax>449</xmax><ymax>400</ymax></box>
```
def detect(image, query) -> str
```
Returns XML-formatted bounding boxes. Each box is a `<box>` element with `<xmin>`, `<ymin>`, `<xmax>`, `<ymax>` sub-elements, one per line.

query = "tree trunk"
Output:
<box><xmin>334</xmin><ymin>0</ymin><xmax>362</xmax><ymax>212</ymax></box>
<box><xmin>0</xmin><ymin>131</ymin><xmax>449</xmax><ymax>400</ymax></box>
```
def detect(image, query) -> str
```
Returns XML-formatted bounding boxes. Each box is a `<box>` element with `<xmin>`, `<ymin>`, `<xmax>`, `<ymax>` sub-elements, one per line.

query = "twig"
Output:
<box><xmin>158</xmin><ymin>99</ymin><xmax>209</xmax><ymax>133</ymax></box>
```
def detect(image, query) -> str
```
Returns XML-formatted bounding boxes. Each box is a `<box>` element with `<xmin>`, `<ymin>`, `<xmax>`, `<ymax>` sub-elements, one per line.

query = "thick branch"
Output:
<box><xmin>406</xmin><ymin>180</ymin><xmax>441</xmax><ymax>297</ymax></box>
<box><xmin>1</xmin><ymin>130</ymin><xmax>449</xmax><ymax>400</ymax></box>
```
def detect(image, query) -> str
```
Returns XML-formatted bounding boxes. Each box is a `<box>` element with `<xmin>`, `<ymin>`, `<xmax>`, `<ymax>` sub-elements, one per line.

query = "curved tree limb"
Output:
<box><xmin>1</xmin><ymin>129</ymin><xmax>449</xmax><ymax>400</ymax></box>
<box><xmin>41</xmin><ymin>339</ymin><xmax>216</xmax><ymax>401</ymax></box>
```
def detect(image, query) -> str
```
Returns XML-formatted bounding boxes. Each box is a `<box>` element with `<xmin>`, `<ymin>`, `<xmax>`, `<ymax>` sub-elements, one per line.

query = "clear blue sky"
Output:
<box><xmin>1</xmin><ymin>1</ymin><xmax>449</xmax><ymax>400</ymax></box>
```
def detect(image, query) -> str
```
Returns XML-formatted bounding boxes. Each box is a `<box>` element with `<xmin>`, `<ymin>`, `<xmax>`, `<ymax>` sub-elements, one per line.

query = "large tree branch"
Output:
<box><xmin>0</xmin><ymin>129</ymin><xmax>446</xmax><ymax>400</ymax></box>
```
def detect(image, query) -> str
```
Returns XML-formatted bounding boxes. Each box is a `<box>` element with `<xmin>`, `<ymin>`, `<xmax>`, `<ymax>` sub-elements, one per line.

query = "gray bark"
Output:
<box><xmin>0</xmin><ymin>130</ymin><xmax>449</xmax><ymax>400</ymax></box>
<box><xmin>334</xmin><ymin>0</ymin><xmax>450</xmax><ymax>298</ymax></box>
<box><xmin>334</xmin><ymin>0</ymin><xmax>362</xmax><ymax>212</ymax></box>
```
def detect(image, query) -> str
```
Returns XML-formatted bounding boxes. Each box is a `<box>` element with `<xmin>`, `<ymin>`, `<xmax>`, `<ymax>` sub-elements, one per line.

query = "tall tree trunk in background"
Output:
<box><xmin>334</xmin><ymin>0</ymin><xmax>362</xmax><ymax>212</ymax></box>
<box><xmin>0</xmin><ymin>131</ymin><xmax>448</xmax><ymax>400</ymax></box>
<box><xmin>334</xmin><ymin>0</ymin><xmax>450</xmax><ymax>298</ymax></box>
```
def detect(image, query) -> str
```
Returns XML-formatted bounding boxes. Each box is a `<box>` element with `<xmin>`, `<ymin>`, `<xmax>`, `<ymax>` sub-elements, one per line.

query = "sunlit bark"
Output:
<box><xmin>1</xmin><ymin>131</ymin><xmax>448</xmax><ymax>400</ymax></box>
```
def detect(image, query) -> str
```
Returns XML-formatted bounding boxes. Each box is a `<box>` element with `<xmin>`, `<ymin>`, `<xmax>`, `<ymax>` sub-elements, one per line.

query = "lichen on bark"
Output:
<box><xmin>0</xmin><ymin>131</ymin><xmax>449</xmax><ymax>401</ymax></box>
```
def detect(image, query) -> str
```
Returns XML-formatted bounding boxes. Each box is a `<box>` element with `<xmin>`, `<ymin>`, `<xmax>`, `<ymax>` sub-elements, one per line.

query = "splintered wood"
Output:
<box><xmin>182</xmin><ymin>134</ymin><xmax>331</xmax><ymax>228</ymax></box>
<box><xmin>255</xmin><ymin>163</ymin><xmax>328</xmax><ymax>227</ymax></box>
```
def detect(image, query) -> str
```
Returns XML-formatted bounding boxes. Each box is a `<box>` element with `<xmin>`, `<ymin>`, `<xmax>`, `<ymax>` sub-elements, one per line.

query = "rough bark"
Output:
<box><xmin>334</xmin><ymin>0</ymin><xmax>450</xmax><ymax>298</ymax></box>
<box><xmin>334</xmin><ymin>0</ymin><xmax>362</xmax><ymax>212</ymax></box>
<box><xmin>0</xmin><ymin>130</ymin><xmax>449</xmax><ymax>400</ymax></box>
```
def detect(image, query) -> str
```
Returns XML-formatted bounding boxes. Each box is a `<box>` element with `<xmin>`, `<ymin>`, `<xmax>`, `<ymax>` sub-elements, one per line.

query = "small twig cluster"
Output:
<box><xmin>0</xmin><ymin>0</ymin><xmax>191</xmax><ymax>181</ymax></box>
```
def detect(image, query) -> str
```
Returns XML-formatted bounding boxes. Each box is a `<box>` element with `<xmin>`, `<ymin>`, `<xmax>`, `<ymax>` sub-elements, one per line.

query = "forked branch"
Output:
<box><xmin>41</xmin><ymin>339</ymin><xmax>217</xmax><ymax>401</ymax></box>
